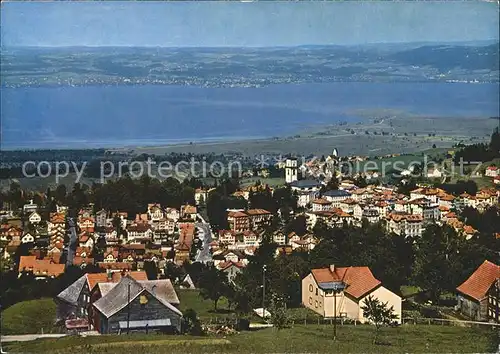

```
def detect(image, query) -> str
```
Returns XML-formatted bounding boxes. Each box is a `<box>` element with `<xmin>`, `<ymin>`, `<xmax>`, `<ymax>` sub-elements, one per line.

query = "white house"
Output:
<box><xmin>21</xmin><ymin>232</ymin><xmax>35</xmax><ymax>244</ymax></box>
<box><xmin>323</xmin><ymin>190</ymin><xmax>352</xmax><ymax>207</ymax></box>
<box><xmin>312</xmin><ymin>198</ymin><xmax>333</xmax><ymax>212</ymax></box>
<box><xmin>485</xmin><ymin>166</ymin><xmax>499</xmax><ymax>178</ymax></box>
<box><xmin>147</xmin><ymin>204</ymin><xmax>164</xmax><ymax>222</ymax></box>
<box><xmin>273</xmin><ymin>232</ymin><xmax>287</xmax><ymax>246</ymax></box>
<box><xmin>28</xmin><ymin>212</ymin><xmax>42</xmax><ymax>225</ymax></box>
<box><xmin>96</xmin><ymin>209</ymin><xmax>108</xmax><ymax>227</ymax></box>
<box><xmin>290</xmin><ymin>180</ymin><xmax>322</xmax><ymax>208</ymax></box>
<box><xmin>386</xmin><ymin>213</ymin><xmax>424</xmax><ymax>238</ymax></box>
<box><xmin>426</xmin><ymin>168</ymin><xmax>443</xmax><ymax>179</ymax></box>
<box><xmin>302</xmin><ymin>265</ymin><xmax>401</xmax><ymax>323</ymax></box>
<box><xmin>166</xmin><ymin>208</ymin><xmax>180</xmax><ymax>222</ymax></box>
<box><xmin>127</xmin><ymin>224</ymin><xmax>153</xmax><ymax>243</ymax></box>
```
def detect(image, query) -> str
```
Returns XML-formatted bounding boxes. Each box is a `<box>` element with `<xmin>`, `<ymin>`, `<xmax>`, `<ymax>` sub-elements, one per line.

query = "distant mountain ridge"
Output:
<box><xmin>1</xmin><ymin>41</ymin><xmax>498</xmax><ymax>87</ymax></box>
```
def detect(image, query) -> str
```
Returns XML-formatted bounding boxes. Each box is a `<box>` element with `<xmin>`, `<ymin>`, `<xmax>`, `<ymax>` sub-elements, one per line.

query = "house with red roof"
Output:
<box><xmin>312</xmin><ymin>198</ymin><xmax>333</xmax><ymax>212</ymax></box>
<box><xmin>18</xmin><ymin>255</ymin><xmax>65</xmax><ymax>279</ymax></box>
<box><xmin>456</xmin><ymin>260</ymin><xmax>500</xmax><ymax>321</ymax></box>
<box><xmin>485</xmin><ymin>166</ymin><xmax>499</xmax><ymax>178</ymax></box>
<box><xmin>227</xmin><ymin>211</ymin><xmax>250</xmax><ymax>234</ymax></box>
<box><xmin>302</xmin><ymin>264</ymin><xmax>401</xmax><ymax>323</ymax></box>
<box><xmin>217</xmin><ymin>260</ymin><xmax>245</xmax><ymax>283</ymax></box>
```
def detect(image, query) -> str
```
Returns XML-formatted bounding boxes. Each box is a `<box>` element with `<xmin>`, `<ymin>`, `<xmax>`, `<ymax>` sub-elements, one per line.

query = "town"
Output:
<box><xmin>1</xmin><ymin>130</ymin><xmax>499</xmax><ymax>352</ymax></box>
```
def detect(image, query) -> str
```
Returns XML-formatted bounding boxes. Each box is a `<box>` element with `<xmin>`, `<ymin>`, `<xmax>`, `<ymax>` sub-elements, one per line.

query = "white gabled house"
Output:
<box><xmin>21</xmin><ymin>232</ymin><xmax>35</xmax><ymax>244</ymax></box>
<box><xmin>28</xmin><ymin>212</ymin><xmax>42</xmax><ymax>225</ymax></box>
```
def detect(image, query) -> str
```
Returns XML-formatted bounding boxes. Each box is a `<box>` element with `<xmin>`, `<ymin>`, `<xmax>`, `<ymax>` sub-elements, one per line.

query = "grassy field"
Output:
<box><xmin>176</xmin><ymin>289</ymin><xmax>232</xmax><ymax>320</ymax></box>
<box><xmin>5</xmin><ymin>324</ymin><xmax>498</xmax><ymax>353</ymax></box>
<box><xmin>400</xmin><ymin>285</ymin><xmax>422</xmax><ymax>299</ymax></box>
<box><xmin>1</xmin><ymin>298</ymin><xmax>60</xmax><ymax>335</ymax></box>
<box><xmin>134</xmin><ymin>116</ymin><xmax>495</xmax><ymax>157</ymax></box>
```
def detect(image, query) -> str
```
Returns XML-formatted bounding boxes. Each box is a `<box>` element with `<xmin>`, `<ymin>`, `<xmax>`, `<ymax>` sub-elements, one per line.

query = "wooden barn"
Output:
<box><xmin>92</xmin><ymin>275</ymin><xmax>183</xmax><ymax>334</ymax></box>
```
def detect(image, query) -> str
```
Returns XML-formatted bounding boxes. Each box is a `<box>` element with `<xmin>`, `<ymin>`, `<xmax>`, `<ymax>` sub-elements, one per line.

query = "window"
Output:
<box><xmin>309</xmin><ymin>284</ymin><xmax>313</xmax><ymax>292</ymax></box>
<box><xmin>315</xmin><ymin>300</ymin><xmax>318</xmax><ymax>308</ymax></box>
<box><xmin>309</xmin><ymin>297</ymin><xmax>313</xmax><ymax>305</ymax></box>
<box><xmin>315</xmin><ymin>288</ymin><xmax>318</xmax><ymax>296</ymax></box>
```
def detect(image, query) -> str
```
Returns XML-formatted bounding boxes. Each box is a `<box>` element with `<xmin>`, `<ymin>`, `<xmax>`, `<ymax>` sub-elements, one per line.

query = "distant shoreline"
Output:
<box><xmin>1</xmin><ymin>115</ymin><xmax>496</xmax><ymax>157</ymax></box>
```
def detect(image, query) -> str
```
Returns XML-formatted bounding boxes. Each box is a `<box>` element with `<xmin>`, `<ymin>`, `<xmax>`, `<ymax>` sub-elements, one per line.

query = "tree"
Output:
<box><xmin>284</xmin><ymin>215</ymin><xmax>307</xmax><ymax>237</ymax></box>
<box><xmin>198</xmin><ymin>265</ymin><xmax>229</xmax><ymax>311</ymax></box>
<box><xmin>233</xmin><ymin>233</ymin><xmax>277</xmax><ymax>309</ymax></box>
<box><xmin>249</xmin><ymin>185</ymin><xmax>276</xmax><ymax>212</ymax></box>
<box><xmin>54</xmin><ymin>184</ymin><xmax>67</xmax><ymax>205</ymax></box>
<box><xmin>182</xmin><ymin>308</ymin><xmax>204</xmax><ymax>335</ymax></box>
<box><xmin>163</xmin><ymin>262</ymin><xmax>183</xmax><ymax>283</ymax></box>
<box><xmin>489</xmin><ymin>127</ymin><xmax>500</xmax><ymax>154</ymax></box>
<box><xmin>320</xmin><ymin>176</ymin><xmax>339</xmax><ymax>192</ymax></box>
<box><xmin>206</xmin><ymin>191</ymin><xmax>228</xmax><ymax>231</ymax></box>
<box><xmin>111</xmin><ymin>215</ymin><xmax>122</xmax><ymax>235</ymax></box>
<box><xmin>143</xmin><ymin>260</ymin><xmax>158</xmax><ymax>280</ymax></box>
<box><xmin>226</xmin><ymin>284</ymin><xmax>252</xmax><ymax>315</ymax></box>
<box><xmin>412</xmin><ymin>224</ymin><xmax>462</xmax><ymax>303</ymax></box>
<box><xmin>269</xmin><ymin>293</ymin><xmax>290</xmax><ymax>330</ymax></box>
<box><xmin>269</xmin><ymin>252</ymin><xmax>310</xmax><ymax>307</ymax></box>
<box><xmin>361</xmin><ymin>295</ymin><xmax>398</xmax><ymax>344</ymax></box>
<box><xmin>354</xmin><ymin>175</ymin><xmax>367</xmax><ymax>188</ymax></box>
<box><xmin>308</xmin><ymin>223</ymin><xmax>412</xmax><ymax>293</ymax></box>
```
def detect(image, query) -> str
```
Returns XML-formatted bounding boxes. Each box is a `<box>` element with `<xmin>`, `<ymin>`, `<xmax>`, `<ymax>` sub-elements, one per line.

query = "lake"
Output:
<box><xmin>1</xmin><ymin>82</ymin><xmax>498</xmax><ymax>149</ymax></box>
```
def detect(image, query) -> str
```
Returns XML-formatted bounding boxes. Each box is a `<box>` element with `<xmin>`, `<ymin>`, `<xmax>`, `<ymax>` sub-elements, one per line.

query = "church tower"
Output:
<box><xmin>285</xmin><ymin>158</ymin><xmax>298</xmax><ymax>183</ymax></box>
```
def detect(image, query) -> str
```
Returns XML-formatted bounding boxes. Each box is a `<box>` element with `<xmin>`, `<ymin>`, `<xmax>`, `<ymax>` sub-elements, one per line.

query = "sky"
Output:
<box><xmin>1</xmin><ymin>1</ymin><xmax>499</xmax><ymax>47</ymax></box>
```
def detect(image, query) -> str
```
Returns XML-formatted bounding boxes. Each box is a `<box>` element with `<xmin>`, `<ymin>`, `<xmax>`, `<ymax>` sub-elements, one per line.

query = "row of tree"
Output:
<box><xmin>453</xmin><ymin>127</ymin><xmax>500</xmax><ymax>163</ymax></box>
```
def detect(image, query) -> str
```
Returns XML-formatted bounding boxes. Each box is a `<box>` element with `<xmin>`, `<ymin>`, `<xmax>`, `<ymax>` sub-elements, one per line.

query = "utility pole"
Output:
<box><xmin>332</xmin><ymin>281</ymin><xmax>346</xmax><ymax>341</ymax></box>
<box><xmin>262</xmin><ymin>265</ymin><xmax>267</xmax><ymax>322</ymax></box>
<box><xmin>127</xmin><ymin>282</ymin><xmax>131</xmax><ymax>334</ymax></box>
<box><xmin>334</xmin><ymin>291</ymin><xmax>337</xmax><ymax>341</ymax></box>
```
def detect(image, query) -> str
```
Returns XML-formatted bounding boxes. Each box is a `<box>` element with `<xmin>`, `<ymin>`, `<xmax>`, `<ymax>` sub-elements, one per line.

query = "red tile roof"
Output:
<box><xmin>85</xmin><ymin>271</ymin><xmax>147</xmax><ymax>291</ymax></box>
<box><xmin>217</xmin><ymin>260</ymin><xmax>245</xmax><ymax>270</ymax></box>
<box><xmin>227</xmin><ymin>211</ymin><xmax>248</xmax><ymax>218</ymax></box>
<box><xmin>246</xmin><ymin>208</ymin><xmax>272</xmax><ymax>215</ymax></box>
<box><xmin>463</xmin><ymin>225</ymin><xmax>478</xmax><ymax>235</ymax></box>
<box><xmin>73</xmin><ymin>257</ymin><xmax>94</xmax><ymax>267</ymax></box>
<box><xmin>18</xmin><ymin>256</ymin><xmax>65</xmax><ymax>277</ymax></box>
<box><xmin>312</xmin><ymin>198</ymin><xmax>332</xmax><ymax>205</ymax></box>
<box><xmin>457</xmin><ymin>260</ymin><xmax>500</xmax><ymax>301</ymax></box>
<box><xmin>97</xmin><ymin>262</ymin><xmax>133</xmax><ymax>272</ymax></box>
<box><xmin>50</xmin><ymin>213</ymin><xmax>66</xmax><ymax>224</ymax></box>
<box><xmin>311</xmin><ymin>266</ymin><xmax>382</xmax><ymax>299</ymax></box>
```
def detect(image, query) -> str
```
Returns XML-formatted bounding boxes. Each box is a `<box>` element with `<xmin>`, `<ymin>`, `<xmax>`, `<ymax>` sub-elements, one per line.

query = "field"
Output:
<box><xmin>176</xmin><ymin>289</ymin><xmax>232</xmax><ymax>320</ymax></box>
<box><xmin>135</xmin><ymin>116</ymin><xmax>496</xmax><ymax>157</ymax></box>
<box><xmin>3</xmin><ymin>293</ymin><xmax>499</xmax><ymax>353</ymax></box>
<box><xmin>0</xmin><ymin>298</ymin><xmax>60</xmax><ymax>335</ymax></box>
<box><xmin>5</xmin><ymin>324</ymin><xmax>498</xmax><ymax>353</ymax></box>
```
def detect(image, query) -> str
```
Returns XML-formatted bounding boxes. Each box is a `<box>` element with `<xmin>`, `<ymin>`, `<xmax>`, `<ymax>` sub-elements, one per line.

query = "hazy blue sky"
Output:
<box><xmin>1</xmin><ymin>2</ymin><xmax>499</xmax><ymax>47</ymax></box>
